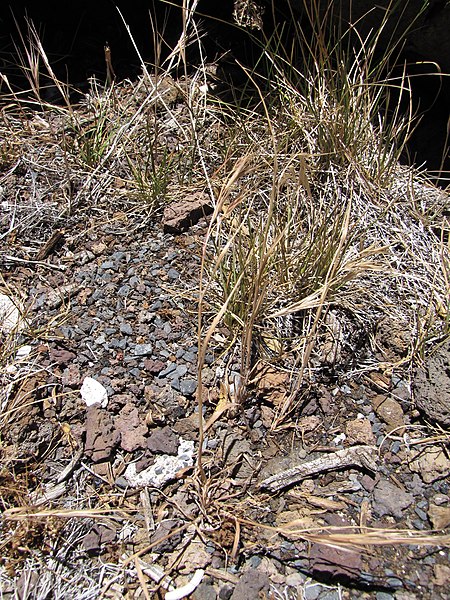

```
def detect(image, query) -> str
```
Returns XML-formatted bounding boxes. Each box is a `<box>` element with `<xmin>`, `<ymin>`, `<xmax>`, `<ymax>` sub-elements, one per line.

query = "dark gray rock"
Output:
<box><xmin>174</xmin><ymin>365</ymin><xmax>188</xmax><ymax>378</ymax></box>
<box><xmin>218</xmin><ymin>585</ymin><xmax>233</xmax><ymax>600</ymax></box>
<box><xmin>373</xmin><ymin>479</ymin><xmax>414</xmax><ymax>518</ymax></box>
<box><xmin>100</xmin><ymin>260</ymin><xmax>116</xmax><ymax>270</ymax></box>
<box><xmin>414</xmin><ymin>339</ymin><xmax>450</xmax><ymax>426</ymax></box>
<box><xmin>171</xmin><ymin>376</ymin><xmax>181</xmax><ymax>391</ymax></box>
<box><xmin>133</xmin><ymin>343</ymin><xmax>153</xmax><ymax>356</ymax></box>
<box><xmin>118</xmin><ymin>284</ymin><xmax>131</xmax><ymax>296</ymax></box>
<box><xmin>192</xmin><ymin>582</ymin><xmax>217</xmax><ymax>600</ymax></box>
<box><xmin>167</xmin><ymin>268</ymin><xmax>180</xmax><ymax>280</ymax></box>
<box><xmin>119</xmin><ymin>322</ymin><xmax>133</xmax><ymax>335</ymax></box>
<box><xmin>230</xmin><ymin>569</ymin><xmax>270</xmax><ymax>600</ymax></box>
<box><xmin>180</xmin><ymin>379</ymin><xmax>197</xmax><ymax>396</ymax></box>
<box><xmin>147</xmin><ymin>426</ymin><xmax>179</xmax><ymax>455</ymax></box>
<box><xmin>159</xmin><ymin>362</ymin><xmax>177</xmax><ymax>378</ymax></box>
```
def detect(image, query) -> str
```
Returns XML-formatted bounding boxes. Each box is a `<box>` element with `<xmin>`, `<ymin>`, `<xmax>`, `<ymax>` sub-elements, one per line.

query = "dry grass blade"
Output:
<box><xmin>233</xmin><ymin>515</ymin><xmax>450</xmax><ymax>549</ymax></box>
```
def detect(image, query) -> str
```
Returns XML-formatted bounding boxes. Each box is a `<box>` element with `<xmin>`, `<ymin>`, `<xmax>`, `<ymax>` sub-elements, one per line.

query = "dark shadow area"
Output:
<box><xmin>0</xmin><ymin>1</ymin><xmax>180</xmax><ymax>90</ymax></box>
<box><xmin>399</xmin><ymin>59</ymin><xmax>450</xmax><ymax>183</ymax></box>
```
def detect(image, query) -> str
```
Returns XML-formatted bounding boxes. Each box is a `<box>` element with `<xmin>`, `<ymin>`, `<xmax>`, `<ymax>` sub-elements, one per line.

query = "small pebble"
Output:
<box><xmin>159</xmin><ymin>363</ymin><xmax>177</xmax><ymax>378</ymax></box>
<box><xmin>118</xmin><ymin>284</ymin><xmax>131</xmax><ymax>296</ymax></box>
<box><xmin>174</xmin><ymin>365</ymin><xmax>188</xmax><ymax>378</ymax></box>
<box><xmin>218</xmin><ymin>585</ymin><xmax>233</xmax><ymax>600</ymax></box>
<box><xmin>414</xmin><ymin>507</ymin><xmax>427</xmax><ymax>521</ymax></box>
<box><xmin>321</xmin><ymin>591</ymin><xmax>342</xmax><ymax>600</ymax></box>
<box><xmin>376</xmin><ymin>592</ymin><xmax>394</xmax><ymax>600</ymax></box>
<box><xmin>91</xmin><ymin>290</ymin><xmax>103</xmax><ymax>302</ymax></box>
<box><xmin>391</xmin><ymin>440</ymin><xmax>401</xmax><ymax>454</ymax></box>
<box><xmin>110</xmin><ymin>338</ymin><xmax>126</xmax><ymax>349</ymax></box>
<box><xmin>120</xmin><ymin>323</ymin><xmax>133</xmax><ymax>335</ymax></box>
<box><xmin>100</xmin><ymin>273</ymin><xmax>113</xmax><ymax>283</ymax></box>
<box><xmin>133</xmin><ymin>344</ymin><xmax>153</xmax><ymax>356</ymax></box>
<box><xmin>167</xmin><ymin>268</ymin><xmax>180</xmax><ymax>280</ymax></box>
<box><xmin>171</xmin><ymin>377</ymin><xmax>181</xmax><ymax>391</ymax></box>
<box><xmin>115</xmin><ymin>477</ymin><xmax>129</xmax><ymax>489</ymax></box>
<box><xmin>432</xmin><ymin>494</ymin><xmax>449</xmax><ymax>506</ymax></box>
<box><xmin>285</xmin><ymin>572</ymin><xmax>306</xmax><ymax>587</ymax></box>
<box><xmin>183</xmin><ymin>351</ymin><xmax>197</xmax><ymax>363</ymax></box>
<box><xmin>247</xmin><ymin>555</ymin><xmax>261</xmax><ymax>567</ymax></box>
<box><xmin>180</xmin><ymin>379</ymin><xmax>197</xmax><ymax>396</ymax></box>
<box><xmin>100</xmin><ymin>260</ymin><xmax>116</xmax><ymax>270</ymax></box>
<box><xmin>386</xmin><ymin>577</ymin><xmax>403</xmax><ymax>588</ymax></box>
<box><xmin>304</xmin><ymin>584</ymin><xmax>321</xmax><ymax>600</ymax></box>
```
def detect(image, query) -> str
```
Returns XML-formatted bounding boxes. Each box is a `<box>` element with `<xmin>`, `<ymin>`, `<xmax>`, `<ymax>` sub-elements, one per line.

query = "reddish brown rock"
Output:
<box><xmin>49</xmin><ymin>347</ymin><xmax>76</xmax><ymax>365</ymax></box>
<box><xmin>115</xmin><ymin>402</ymin><xmax>147</xmax><ymax>452</ymax></box>
<box><xmin>62</xmin><ymin>363</ymin><xmax>81</xmax><ymax>386</ymax></box>
<box><xmin>231</xmin><ymin>569</ymin><xmax>270</xmax><ymax>600</ymax></box>
<box><xmin>84</xmin><ymin>407</ymin><xmax>119</xmax><ymax>463</ymax></box>
<box><xmin>162</xmin><ymin>192</ymin><xmax>212</xmax><ymax>234</ymax></box>
<box><xmin>309</xmin><ymin>542</ymin><xmax>362</xmax><ymax>582</ymax></box>
<box><xmin>82</xmin><ymin>523</ymin><xmax>116</xmax><ymax>555</ymax></box>
<box><xmin>143</xmin><ymin>358</ymin><xmax>166</xmax><ymax>374</ymax></box>
<box><xmin>372</xmin><ymin>395</ymin><xmax>405</xmax><ymax>434</ymax></box>
<box><xmin>147</xmin><ymin>426</ymin><xmax>179</xmax><ymax>454</ymax></box>
<box><xmin>345</xmin><ymin>417</ymin><xmax>375</xmax><ymax>445</ymax></box>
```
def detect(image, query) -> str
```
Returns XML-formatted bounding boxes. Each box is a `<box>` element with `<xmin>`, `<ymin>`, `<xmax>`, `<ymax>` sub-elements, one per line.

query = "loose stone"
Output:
<box><xmin>120</xmin><ymin>322</ymin><xmax>133</xmax><ymax>335</ymax></box>
<box><xmin>133</xmin><ymin>343</ymin><xmax>153</xmax><ymax>356</ymax></box>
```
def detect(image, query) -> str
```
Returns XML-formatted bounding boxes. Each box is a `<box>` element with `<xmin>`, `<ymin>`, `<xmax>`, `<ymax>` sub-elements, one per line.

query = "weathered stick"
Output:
<box><xmin>259</xmin><ymin>445</ymin><xmax>377</xmax><ymax>492</ymax></box>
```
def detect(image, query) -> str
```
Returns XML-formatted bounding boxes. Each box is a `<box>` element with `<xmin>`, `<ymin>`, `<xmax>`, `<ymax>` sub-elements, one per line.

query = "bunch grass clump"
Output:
<box><xmin>1</xmin><ymin>1</ymin><xmax>449</xmax><ymax>595</ymax></box>
<box><xmin>196</xmin><ymin>0</ymin><xmax>450</xmax><ymax>426</ymax></box>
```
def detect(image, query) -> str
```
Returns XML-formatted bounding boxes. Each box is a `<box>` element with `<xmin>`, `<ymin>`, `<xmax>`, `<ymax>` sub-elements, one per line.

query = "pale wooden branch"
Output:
<box><xmin>259</xmin><ymin>445</ymin><xmax>377</xmax><ymax>492</ymax></box>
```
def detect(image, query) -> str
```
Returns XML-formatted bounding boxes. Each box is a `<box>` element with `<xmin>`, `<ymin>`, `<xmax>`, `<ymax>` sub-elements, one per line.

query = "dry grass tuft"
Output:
<box><xmin>0</xmin><ymin>0</ymin><xmax>449</xmax><ymax>596</ymax></box>
<box><xmin>195</xmin><ymin>1</ymin><xmax>450</xmax><ymax>433</ymax></box>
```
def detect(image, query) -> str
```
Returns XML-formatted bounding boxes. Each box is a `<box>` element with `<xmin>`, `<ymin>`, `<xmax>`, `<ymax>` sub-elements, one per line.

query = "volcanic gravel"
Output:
<box><xmin>1</xmin><ymin>212</ymin><xmax>449</xmax><ymax>600</ymax></box>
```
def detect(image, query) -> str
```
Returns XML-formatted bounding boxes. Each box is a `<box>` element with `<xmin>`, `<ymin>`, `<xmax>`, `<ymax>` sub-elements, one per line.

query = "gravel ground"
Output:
<box><xmin>1</xmin><ymin>205</ymin><xmax>449</xmax><ymax>600</ymax></box>
<box><xmin>0</xmin><ymin>65</ymin><xmax>449</xmax><ymax>598</ymax></box>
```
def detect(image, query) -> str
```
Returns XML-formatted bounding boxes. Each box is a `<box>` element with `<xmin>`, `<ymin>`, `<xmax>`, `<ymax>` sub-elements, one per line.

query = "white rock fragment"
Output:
<box><xmin>333</xmin><ymin>432</ymin><xmax>346</xmax><ymax>445</ymax></box>
<box><xmin>81</xmin><ymin>376</ymin><xmax>108</xmax><ymax>408</ymax></box>
<box><xmin>124</xmin><ymin>439</ymin><xmax>194</xmax><ymax>488</ymax></box>
<box><xmin>165</xmin><ymin>569</ymin><xmax>205</xmax><ymax>600</ymax></box>
<box><xmin>0</xmin><ymin>293</ymin><xmax>27</xmax><ymax>334</ymax></box>
<box><xmin>16</xmin><ymin>345</ymin><xmax>32</xmax><ymax>360</ymax></box>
